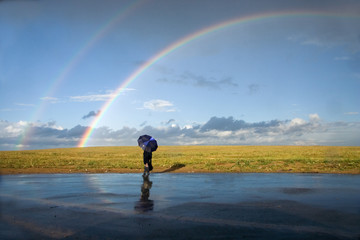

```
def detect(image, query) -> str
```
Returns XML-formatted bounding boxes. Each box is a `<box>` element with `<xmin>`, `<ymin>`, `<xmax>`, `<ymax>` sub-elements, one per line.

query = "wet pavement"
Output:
<box><xmin>1</xmin><ymin>173</ymin><xmax>360</xmax><ymax>239</ymax></box>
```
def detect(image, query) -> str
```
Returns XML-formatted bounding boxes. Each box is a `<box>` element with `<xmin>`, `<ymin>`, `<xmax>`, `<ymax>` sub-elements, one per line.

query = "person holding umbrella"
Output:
<box><xmin>137</xmin><ymin>135</ymin><xmax>158</xmax><ymax>176</ymax></box>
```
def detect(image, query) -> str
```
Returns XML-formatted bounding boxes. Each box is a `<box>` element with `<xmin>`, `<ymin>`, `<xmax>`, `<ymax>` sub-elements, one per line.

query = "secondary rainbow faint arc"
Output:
<box><xmin>17</xmin><ymin>0</ymin><xmax>146</xmax><ymax>149</ymax></box>
<box><xmin>77</xmin><ymin>10</ymin><xmax>357</xmax><ymax>147</ymax></box>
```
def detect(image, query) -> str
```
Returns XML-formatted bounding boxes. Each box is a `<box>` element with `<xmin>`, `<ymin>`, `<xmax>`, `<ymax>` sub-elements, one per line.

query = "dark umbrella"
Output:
<box><xmin>137</xmin><ymin>135</ymin><xmax>158</xmax><ymax>152</ymax></box>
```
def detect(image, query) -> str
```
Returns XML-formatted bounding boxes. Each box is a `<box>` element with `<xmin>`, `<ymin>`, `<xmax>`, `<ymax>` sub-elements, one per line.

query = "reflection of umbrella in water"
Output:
<box><xmin>137</xmin><ymin>135</ymin><xmax>158</xmax><ymax>153</ymax></box>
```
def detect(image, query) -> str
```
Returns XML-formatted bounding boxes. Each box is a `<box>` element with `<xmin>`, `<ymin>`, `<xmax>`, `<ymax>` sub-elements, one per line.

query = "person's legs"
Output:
<box><xmin>143</xmin><ymin>151</ymin><xmax>151</xmax><ymax>176</ymax></box>
<box><xmin>143</xmin><ymin>163</ymin><xmax>149</xmax><ymax>176</ymax></box>
<box><xmin>143</xmin><ymin>158</ymin><xmax>149</xmax><ymax>176</ymax></box>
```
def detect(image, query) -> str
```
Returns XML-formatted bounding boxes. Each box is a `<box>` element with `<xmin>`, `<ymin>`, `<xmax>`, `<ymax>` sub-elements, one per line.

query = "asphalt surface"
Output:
<box><xmin>1</xmin><ymin>173</ymin><xmax>360</xmax><ymax>239</ymax></box>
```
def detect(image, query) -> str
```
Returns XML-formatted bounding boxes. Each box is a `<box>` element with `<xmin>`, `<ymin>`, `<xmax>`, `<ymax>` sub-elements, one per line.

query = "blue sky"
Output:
<box><xmin>1</xmin><ymin>0</ymin><xmax>360</xmax><ymax>150</ymax></box>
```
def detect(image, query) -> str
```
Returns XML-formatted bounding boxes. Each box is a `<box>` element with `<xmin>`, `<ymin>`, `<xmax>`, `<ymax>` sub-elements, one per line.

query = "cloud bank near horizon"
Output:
<box><xmin>1</xmin><ymin>114</ymin><xmax>359</xmax><ymax>150</ymax></box>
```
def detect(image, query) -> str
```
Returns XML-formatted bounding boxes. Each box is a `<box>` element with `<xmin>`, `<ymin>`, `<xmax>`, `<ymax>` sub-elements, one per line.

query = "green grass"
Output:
<box><xmin>1</xmin><ymin>146</ymin><xmax>359</xmax><ymax>174</ymax></box>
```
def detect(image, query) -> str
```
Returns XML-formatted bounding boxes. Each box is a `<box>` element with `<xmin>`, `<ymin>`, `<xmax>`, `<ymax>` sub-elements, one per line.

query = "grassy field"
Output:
<box><xmin>1</xmin><ymin>146</ymin><xmax>360</xmax><ymax>174</ymax></box>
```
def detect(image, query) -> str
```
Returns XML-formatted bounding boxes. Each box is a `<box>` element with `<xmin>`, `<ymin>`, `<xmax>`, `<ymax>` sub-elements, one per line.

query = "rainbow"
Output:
<box><xmin>17</xmin><ymin>0</ymin><xmax>146</xmax><ymax>149</ymax></box>
<box><xmin>78</xmin><ymin>9</ymin><xmax>360</xmax><ymax>147</ymax></box>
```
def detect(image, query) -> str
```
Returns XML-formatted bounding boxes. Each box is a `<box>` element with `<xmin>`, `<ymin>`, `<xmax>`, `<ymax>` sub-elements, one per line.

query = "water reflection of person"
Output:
<box><xmin>134</xmin><ymin>175</ymin><xmax>154</xmax><ymax>213</ymax></box>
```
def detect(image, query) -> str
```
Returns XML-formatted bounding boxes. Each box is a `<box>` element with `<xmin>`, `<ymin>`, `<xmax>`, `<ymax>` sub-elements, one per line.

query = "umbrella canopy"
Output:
<box><xmin>138</xmin><ymin>135</ymin><xmax>158</xmax><ymax>152</ymax></box>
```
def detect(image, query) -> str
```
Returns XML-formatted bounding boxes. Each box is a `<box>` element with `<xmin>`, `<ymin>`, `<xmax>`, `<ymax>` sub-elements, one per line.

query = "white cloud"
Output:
<box><xmin>0</xmin><ymin>103</ymin><xmax>36</xmax><ymax>112</ymax></box>
<box><xmin>40</xmin><ymin>97</ymin><xmax>60</xmax><ymax>103</ymax></box>
<box><xmin>309</xmin><ymin>113</ymin><xmax>320</xmax><ymax>121</ymax></box>
<box><xmin>287</xmin><ymin>16</ymin><xmax>360</xmax><ymax>53</ymax></box>
<box><xmin>79</xmin><ymin>114</ymin><xmax>360</xmax><ymax>147</ymax></box>
<box><xmin>289</xmin><ymin>118</ymin><xmax>306</xmax><ymax>127</ymax></box>
<box><xmin>14</xmin><ymin>103</ymin><xmax>35</xmax><ymax>107</ymax></box>
<box><xmin>4</xmin><ymin>125</ymin><xmax>22</xmax><ymax>135</ymax></box>
<box><xmin>334</xmin><ymin>56</ymin><xmax>350</xmax><ymax>61</ymax></box>
<box><xmin>1</xmin><ymin>114</ymin><xmax>360</xmax><ymax>150</ymax></box>
<box><xmin>0</xmin><ymin>108</ymin><xmax>13</xmax><ymax>112</ymax></box>
<box><xmin>0</xmin><ymin>120</ymin><xmax>83</xmax><ymax>150</ymax></box>
<box><xmin>143</xmin><ymin>99</ymin><xmax>176</xmax><ymax>112</ymax></box>
<box><xmin>0</xmin><ymin>120</ymin><xmax>26</xmax><ymax>137</ymax></box>
<box><xmin>70</xmin><ymin>93</ymin><xmax>116</xmax><ymax>102</ymax></box>
<box><xmin>344</xmin><ymin>112</ymin><xmax>359</xmax><ymax>115</ymax></box>
<box><xmin>301</xmin><ymin>38</ymin><xmax>324</xmax><ymax>47</ymax></box>
<box><xmin>39</xmin><ymin>89</ymin><xmax>136</xmax><ymax>103</ymax></box>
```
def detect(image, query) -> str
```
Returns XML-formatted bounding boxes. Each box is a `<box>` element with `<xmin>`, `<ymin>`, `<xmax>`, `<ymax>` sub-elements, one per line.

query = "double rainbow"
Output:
<box><xmin>78</xmin><ymin>10</ymin><xmax>359</xmax><ymax>147</ymax></box>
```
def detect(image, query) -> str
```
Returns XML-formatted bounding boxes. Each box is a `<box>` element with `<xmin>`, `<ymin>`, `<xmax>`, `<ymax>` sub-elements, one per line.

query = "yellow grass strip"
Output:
<box><xmin>1</xmin><ymin>146</ymin><xmax>359</xmax><ymax>174</ymax></box>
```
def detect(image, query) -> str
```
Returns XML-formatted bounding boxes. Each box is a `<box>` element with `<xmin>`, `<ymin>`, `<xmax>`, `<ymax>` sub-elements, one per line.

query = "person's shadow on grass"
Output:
<box><xmin>134</xmin><ymin>175</ymin><xmax>154</xmax><ymax>213</ymax></box>
<box><xmin>160</xmin><ymin>163</ymin><xmax>186</xmax><ymax>173</ymax></box>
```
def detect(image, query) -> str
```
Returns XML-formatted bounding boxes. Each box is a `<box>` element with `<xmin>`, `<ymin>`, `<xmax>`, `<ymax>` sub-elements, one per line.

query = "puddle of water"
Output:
<box><xmin>1</xmin><ymin>173</ymin><xmax>359</xmax><ymax>213</ymax></box>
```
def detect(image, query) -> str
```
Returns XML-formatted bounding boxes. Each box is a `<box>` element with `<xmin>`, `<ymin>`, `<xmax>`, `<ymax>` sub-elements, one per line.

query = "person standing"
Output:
<box><xmin>138</xmin><ymin>134</ymin><xmax>157</xmax><ymax>176</ymax></box>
